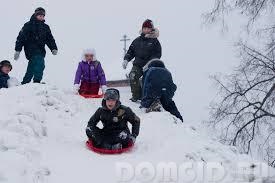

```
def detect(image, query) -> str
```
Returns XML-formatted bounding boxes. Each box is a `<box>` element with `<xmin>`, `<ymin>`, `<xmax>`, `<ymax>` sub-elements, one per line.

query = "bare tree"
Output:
<box><xmin>204</xmin><ymin>0</ymin><xmax>275</xmax><ymax>30</ymax></box>
<box><xmin>206</xmin><ymin>0</ymin><xmax>275</xmax><ymax>166</ymax></box>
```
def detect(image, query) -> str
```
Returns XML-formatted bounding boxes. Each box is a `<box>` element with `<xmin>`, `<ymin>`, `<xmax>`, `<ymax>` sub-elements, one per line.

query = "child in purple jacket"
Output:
<box><xmin>74</xmin><ymin>49</ymin><xmax>107</xmax><ymax>95</ymax></box>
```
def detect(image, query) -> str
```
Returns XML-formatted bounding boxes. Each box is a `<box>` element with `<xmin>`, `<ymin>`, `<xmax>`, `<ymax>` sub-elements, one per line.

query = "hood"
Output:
<box><xmin>82</xmin><ymin>48</ymin><xmax>97</xmax><ymax>62</ymax></box>
<box><xmin>143</xmin><ymin>58</ymin><xmax>165</xmax><ymax>72</ymax></box>
<box><xmin>30</xmin><ymin>14</ymin><xmax>45</xmax><ymax>23</ymax></box>
<box><xmin>140</xmin><ymin>28</ymin><xmax>159</xmax><ymax>39</ymax></box>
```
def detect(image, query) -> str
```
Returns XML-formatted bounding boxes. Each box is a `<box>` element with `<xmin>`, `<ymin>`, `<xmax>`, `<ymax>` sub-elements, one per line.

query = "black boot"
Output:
<box><xmin>146</xmin><ymin>99</ymin><xmax>162</xmax><ymax>113</ymax></box>
<box><xmin>130</xmin><ymin>97</ymin><xmax>140</xmax><ymax>103</ymax></box>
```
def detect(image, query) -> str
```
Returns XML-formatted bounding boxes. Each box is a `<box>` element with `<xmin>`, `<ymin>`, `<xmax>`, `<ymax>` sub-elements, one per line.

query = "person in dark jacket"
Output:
<box><xmin>141</xmin><ymin>59</ymin><xmax>183</xmax><ymax>122</ymax></box>
<box><xmin>86</xmin><ymin>88</ymin><xmax>140</xmax><ymax>150</ymax></box>
<box><xmin>14</xmin><ymin>7</ymin><xmax>58</xmax><ymax>84</ymax></box>
<box><xmin>122</xmin><ymin>19</ymin><xmax>162</xmax><ymax>102</ymax></box>
<box><xmin>0</xmin><ymin>60</ymin><xmax>12</xmax><ymax>89</ymax></box>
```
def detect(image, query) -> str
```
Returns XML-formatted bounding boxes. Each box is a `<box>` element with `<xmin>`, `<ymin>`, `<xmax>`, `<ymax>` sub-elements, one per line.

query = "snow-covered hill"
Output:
<box><xmin>0</xmin><ymin>84</ymin><xmax>274</xmax><ymax>183</ymax></box>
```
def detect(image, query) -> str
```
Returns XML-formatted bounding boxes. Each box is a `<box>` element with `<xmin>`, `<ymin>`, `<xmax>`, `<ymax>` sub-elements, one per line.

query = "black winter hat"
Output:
<box><xmin>0</xmin><ymin>60</ymin><xmax>12</xmax><ymax>70</ymax></box>
<box><xmin>142</xmin><ymin>19</ymin><xmax>154</xmax><ymax>29</ymax></box>
<box><xmin>148</xmin><ymin>59</ymin><xmax>165</xmax><ymax>68</ymax></box>
<box><xmin>35</xmin><ymin>7</ymin><xmax>46</xmax><ymax>16</ymax></box>
<box><xmin>104</xmin><ymin>88</ymin><xmax>120</xmax><ymax>101</ymax></box>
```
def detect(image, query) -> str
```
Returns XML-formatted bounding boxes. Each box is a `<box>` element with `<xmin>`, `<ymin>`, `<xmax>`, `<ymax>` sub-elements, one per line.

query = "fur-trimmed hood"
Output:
<box><xmin>140</xmin><ymin>28</ymin><xmax>159</xmax><ymax>39</ymax></box>
<box><xmin>81</xmin><ymin>48</ymin><xmax>97</xmax><ymax>62</ymax></box>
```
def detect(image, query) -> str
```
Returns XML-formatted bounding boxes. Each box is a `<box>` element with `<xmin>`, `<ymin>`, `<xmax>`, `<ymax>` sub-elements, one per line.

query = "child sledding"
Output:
<box><xmin>86</xmin><ymin>88</ymin><xmax>140</xmax><ymax>153</ymax></box>
<box><xmin>74</xmin><ymin>49</ymin><xmax>107</xmax><ymax>98</ymax></box>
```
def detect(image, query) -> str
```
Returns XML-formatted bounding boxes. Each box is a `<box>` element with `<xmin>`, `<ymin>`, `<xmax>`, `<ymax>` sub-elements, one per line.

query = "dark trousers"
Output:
<box><xmin>22</xmin><ymin>55</ymin><xmax>45</xmax><ymax>84</ymax></box>
<box><xmin>160</xmin><ymin>95</ymin><xmax>183</xmax><ymax>121</ymax></box>
<box><xmin>142</xmin><ymin>90</ymin><xmax>183</xmax><ymax>121</ymax></box>
<box><xmin>86</xmin><ymin>128</ymin><xmax>131</xmax><ymax>148</ymax></box>
<box><xmin>129</xmin><ymin>66</ymin><xmax>143</xmax><ymax>100</ymax></box>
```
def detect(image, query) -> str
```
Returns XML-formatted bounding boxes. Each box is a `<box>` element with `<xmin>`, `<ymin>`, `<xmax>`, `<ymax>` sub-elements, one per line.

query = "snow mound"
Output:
<box><xmin>0</xmin><ymin>84</ymin><xmax>274</xmax><ymax>183</ymax></box>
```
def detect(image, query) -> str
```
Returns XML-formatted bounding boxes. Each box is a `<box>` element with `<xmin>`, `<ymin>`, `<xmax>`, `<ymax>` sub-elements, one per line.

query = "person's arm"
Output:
<box><xmin>87</xmin><ymin>108</ymin><xmax>102</xmax><ymax>131</ymax></box>
<box><xmin>170</xmin><ymin>74</ymin><xmax>177</xmax><ymax>93</ymax></box>
<box><xmin>126</xmin><ymin>108</ymin><xmax>140</xmax><ymax>137</ymax></box>
<box><xmin>150</xmin><ymin>40</ymin><xmax>162</xmax><ymax>60</ymax></box>
<box><xmin>46</xmin><ymin>25</ymin><xmax>58</xmax><ymax>51</ymax></box>
<box><xmin>124</xmin><ymin>40</ymin><xmax>136</xmax><ymax>62</ymax></box>
<box><xmin>15</xmin><ymin>25</ymin><xmax>27</xmax><ymax>52</ymax></box>
<box><xmin>97</xmin><ymin>63</ymin><xmax>107</xmax><ymax>86</ymax></box>
<box><xmin>74</xmin><ymin>63</ymin><xmax>82</xmax><ymax>85</ymax></box>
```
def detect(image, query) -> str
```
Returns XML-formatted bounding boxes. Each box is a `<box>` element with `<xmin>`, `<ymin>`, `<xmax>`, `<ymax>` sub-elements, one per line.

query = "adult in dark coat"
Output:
<box><xmin>123</xmin><ymin>19</ymin><xmax>162</xmax><ymax>102</ymax></box>
<box><xmin>86</xmin><ymin>88</ymin><xmax>140</xmax><ymax>150</ymax></box>
<box><xmin>14</xmin><ymin>7</ymin><xmax>58</xmax><ymax>84</ymax></box>
<box><xmin>141</xmin><ymin>59</ymin><xmax>183</xmax><ymax>122</ymax></box>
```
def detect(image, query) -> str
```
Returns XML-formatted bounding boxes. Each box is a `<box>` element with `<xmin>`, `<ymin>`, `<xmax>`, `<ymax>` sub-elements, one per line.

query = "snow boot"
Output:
<box><xmin>146</xmin><ymin>99</ymin><xmax>162</xmax><ymax>113</ymax></box>
<box><xmin>130</xmin><ymin>97</ymin><xmax>140</xmax><ymax>103</ymax></box>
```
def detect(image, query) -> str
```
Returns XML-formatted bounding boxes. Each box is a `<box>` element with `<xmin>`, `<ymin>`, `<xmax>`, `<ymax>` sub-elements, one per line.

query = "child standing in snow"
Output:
<box><xmin>0</xmin><ymin>60</ymin><xmax>12</xmax><ymax>89</ymax></box>
<box><xmin>122</xmin><ymin>19</ymin><xmax>162</xmax><ymax>102</ymax></box>
<box><xmin>14</xmin><ymin>7</ymin><xmax>58</xmax><ymax>84</ymax></box>
<box><xmin>74</xmin><ymin>49</ymin><xmax>107</xmax><ymax>95</ymax></box>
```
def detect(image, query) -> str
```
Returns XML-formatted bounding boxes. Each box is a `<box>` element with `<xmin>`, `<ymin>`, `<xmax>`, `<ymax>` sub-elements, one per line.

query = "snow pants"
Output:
<box><xmin>22</xmin><ymin>55</ymin><xmax>45</xmax><ymax>84</ymax></box>
<box><xmin>129</xmin><ymin>66</ymin><xmax>143</xmax><ymax>100</ymax></box>
<box><xmin>79</xmin><ymin>82</ymin><xmax>100</xmax><ymax>95</ymax></box>
<box><xmin>142</xmin><ymin>89</ymin><xmax>183</xmax><ymax>121</ymax></box>
<box><xmin>86</xmin><ymin>128</ymin><xmax>131</xmax><ymax>148</ymax></box>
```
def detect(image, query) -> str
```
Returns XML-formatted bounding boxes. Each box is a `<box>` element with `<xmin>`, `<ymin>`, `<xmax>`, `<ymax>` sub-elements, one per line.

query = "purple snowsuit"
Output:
<box><xmin>74</xmin><ymin>61</ymin><xmax>107</xmax><ymax>85</ymax></box>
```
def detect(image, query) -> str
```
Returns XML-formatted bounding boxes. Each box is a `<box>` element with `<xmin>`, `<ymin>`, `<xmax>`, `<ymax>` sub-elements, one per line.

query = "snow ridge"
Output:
<box><xmin>0</xmin><ymin>84</ymin><xmax>274</xmax><ymax>183</ymax></box>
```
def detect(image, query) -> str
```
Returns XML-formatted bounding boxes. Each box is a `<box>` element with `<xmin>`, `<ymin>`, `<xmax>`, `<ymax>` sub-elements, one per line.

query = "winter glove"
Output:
<box><xmin>122</xmin><ymin>60</ymin><xmax>128</xmax><ymax>69</ymax></box>
<box><xmin>86</xmin><ymin>126</ymin><xmax>96</xmax><ymax>139</ymax></box>
<box><xmin>52</xmin><ymin>50</ymin><xmax>58</xmax><ymax>55</ymax></box>
<box><xmin>118</xmin><ymin>131</ymin><xmax>128</xmax><ymax>140</ymax></box>
<box><xmin>14</xmin><ymin>51</ymin><xmax>20</xmax><ymax>60</ymax></box>
<box><xmin>73</xmin><ymin>84</ymin><xmax>80</xmax><ymax>94</ymax></box>
<box><xmin>101</xmin><ymin>85</ymin><xmax>108</xmax><ymax>94</ymax></box>
<box><xmin>86</xmin><ymin>126</ymin><xmax>92</xmax><ymax>132</ymax></box>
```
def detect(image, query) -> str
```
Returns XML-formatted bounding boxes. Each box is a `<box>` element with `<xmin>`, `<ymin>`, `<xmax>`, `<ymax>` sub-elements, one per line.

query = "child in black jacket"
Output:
<box><xmin>86</xmin><ymin>88</ymin><xmax>140</xmax><ymax>150</ymax></box>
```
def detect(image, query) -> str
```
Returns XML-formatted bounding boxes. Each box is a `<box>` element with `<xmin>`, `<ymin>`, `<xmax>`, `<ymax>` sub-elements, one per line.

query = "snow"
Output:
<box><xmin>0</xmin><ymin>84</ymin><xmax>274</xmax><ymax>183</ymax></box>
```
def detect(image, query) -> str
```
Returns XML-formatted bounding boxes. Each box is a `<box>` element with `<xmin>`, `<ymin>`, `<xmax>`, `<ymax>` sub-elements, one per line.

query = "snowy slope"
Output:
<box><xmin>0</xmin><ymin>84</ymin><xmax>274</xmax><ymax>183</ymax></box>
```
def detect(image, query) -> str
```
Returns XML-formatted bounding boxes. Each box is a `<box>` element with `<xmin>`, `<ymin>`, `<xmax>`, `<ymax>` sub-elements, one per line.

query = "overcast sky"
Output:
<box><xmin>0</xmin><ymin>0</ymin><xmax>241</xmax><ymax>123</ymax></box>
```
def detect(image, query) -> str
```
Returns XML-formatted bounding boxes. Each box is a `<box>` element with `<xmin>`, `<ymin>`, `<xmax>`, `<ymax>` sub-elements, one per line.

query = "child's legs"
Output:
<box><xmin>86</xmin><ymin>127</ymin><xmax>104</xmax><ymax>147</ymax></box>
<box><xmin>22</xmin><ymin>59</ymin><xmax>36</xmax><ymax>84</ymax></box>
<box><xmin>87</xmin><ymin>83</ymin><xmax>100</xmax><ymax>95</ymax></box>
<box><xmin>79</xmin><ymin>81</ymin><xmax>89</xmax><ymax>95</ymax></box>
<box><xmin>32</xmin><ymin>55</ymin><xmax>45</xmax><ymax>83</ymax></box>
<box><xmin>79</xmin><ymin>82</ymin><xmax>100</xmax><ymax>95</ymax></box>
<box><xmin>104</xmin><ymin>131</ymin><xmax>131</xmax><ymax>147</ymax></box>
